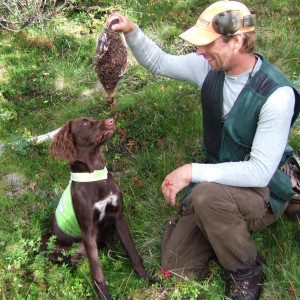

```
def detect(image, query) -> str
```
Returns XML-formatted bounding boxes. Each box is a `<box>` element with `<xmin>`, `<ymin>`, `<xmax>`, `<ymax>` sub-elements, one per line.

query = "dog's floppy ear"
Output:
<box><xmin>49</xmin><ymin>121</ymin><xmax>78</xmax><ymax>162</ymax></box>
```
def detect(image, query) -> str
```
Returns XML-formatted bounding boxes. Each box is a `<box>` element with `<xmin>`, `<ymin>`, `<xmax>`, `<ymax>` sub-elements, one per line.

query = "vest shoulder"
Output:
<box><xmin>259</xmin><ymin>58</ymin><xmax>292</xmax><ymax>86</ymax></box>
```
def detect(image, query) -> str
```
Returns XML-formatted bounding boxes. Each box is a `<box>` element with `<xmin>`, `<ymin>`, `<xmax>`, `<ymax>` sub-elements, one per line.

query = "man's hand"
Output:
<box><xmin>107</xmin><ymin>12</ymin><xmax>138</xmax><ymax>35</ymax></box>
<box><xmin>161</xmin><ymin>164</ymin><xmax>192</xmax><ymax>206</ymax></box>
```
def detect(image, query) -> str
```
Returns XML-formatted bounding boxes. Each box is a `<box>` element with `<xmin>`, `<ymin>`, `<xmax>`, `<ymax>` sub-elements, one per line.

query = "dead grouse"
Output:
<box><xmin>95</xmin><ymin>18</ymin><xmax>127</xmax><ymax>106</ymax></box>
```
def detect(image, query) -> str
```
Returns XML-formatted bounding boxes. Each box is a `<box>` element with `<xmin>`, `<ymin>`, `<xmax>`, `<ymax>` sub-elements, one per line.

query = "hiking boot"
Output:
<box><xmin>225</xmin><ymin>252</ymin><xmax>264</xmax><ymax>300</ymax></box>
<box><xmin>225</xmin><ymin>271</ymin><xmax>264</xmax><ymax>300</ymax></box>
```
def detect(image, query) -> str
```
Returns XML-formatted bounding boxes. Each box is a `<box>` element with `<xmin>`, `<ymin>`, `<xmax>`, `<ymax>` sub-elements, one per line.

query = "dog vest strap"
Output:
<box><xmin>71</xmin><ymin>167</ymin><xmax>108</xmax><ymax>182</ymax></box>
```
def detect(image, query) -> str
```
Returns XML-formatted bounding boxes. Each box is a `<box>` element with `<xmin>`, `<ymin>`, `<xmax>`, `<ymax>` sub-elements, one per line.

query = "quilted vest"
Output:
<box><xmin>201</xmin><ymin>55</ymin><xmax>300</xmax><ymax>213</ymax></box>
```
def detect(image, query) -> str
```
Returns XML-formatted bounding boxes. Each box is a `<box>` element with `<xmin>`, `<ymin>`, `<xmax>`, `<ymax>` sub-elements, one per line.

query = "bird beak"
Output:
<box><xmin>106</xmin><ymin>90</ymin><xmax>115</xmax><ymax>105</ymax></box>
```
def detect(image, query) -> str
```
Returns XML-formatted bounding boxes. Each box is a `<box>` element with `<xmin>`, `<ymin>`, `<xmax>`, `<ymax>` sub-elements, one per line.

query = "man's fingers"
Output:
<box><xmin>162</xmin><ymin>185</ymin><xmax>176</xmax><ymax>206</ymax></box>
<box><xmin>168</xmin><ymin>189</ymin><xmax>176</xmax><ymax>205</ymax></box>
<box><xmin>106</xmin><ymin>13</ymin><xmax>124</xmax><ymax>28</ymax></box>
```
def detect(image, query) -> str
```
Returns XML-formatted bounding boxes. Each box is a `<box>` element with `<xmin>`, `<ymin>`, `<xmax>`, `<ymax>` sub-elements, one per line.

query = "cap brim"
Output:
<box><xmin>179</xmin><ymin>26</ymin><xmax>221</xmax><ymax>46</ymax></box>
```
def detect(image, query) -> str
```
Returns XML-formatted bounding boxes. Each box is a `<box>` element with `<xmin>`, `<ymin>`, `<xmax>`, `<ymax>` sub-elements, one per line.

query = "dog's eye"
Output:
<box><xmin>82</xmin><ymin>120</ymin><xmax>90</xmax><ymax>126</ymax></box>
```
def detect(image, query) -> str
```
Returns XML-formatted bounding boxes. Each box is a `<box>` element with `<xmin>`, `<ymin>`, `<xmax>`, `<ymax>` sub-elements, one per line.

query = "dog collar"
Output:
<box><xmin>70</xmin><ymin>167</ymin><xmax>108</xmax><ymax>182</ymax></box>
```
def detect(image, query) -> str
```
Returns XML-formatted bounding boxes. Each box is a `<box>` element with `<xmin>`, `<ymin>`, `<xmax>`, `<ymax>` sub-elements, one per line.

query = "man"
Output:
<box><xmin>108</xmin><ymin>1</ymin><xmax>300</xmax><ymax>299</ymax></box>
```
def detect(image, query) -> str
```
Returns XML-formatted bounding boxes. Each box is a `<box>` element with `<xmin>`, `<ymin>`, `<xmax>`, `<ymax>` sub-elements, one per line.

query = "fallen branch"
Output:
<box><xmin>0</xmin><ymin>0</ymin><xmax>71</xmax><ymax>32</ymax></box>
<box><xmin>0</xmin><ymin>127</ymin><xmax>60</xmax><ymax>155</ymax></box>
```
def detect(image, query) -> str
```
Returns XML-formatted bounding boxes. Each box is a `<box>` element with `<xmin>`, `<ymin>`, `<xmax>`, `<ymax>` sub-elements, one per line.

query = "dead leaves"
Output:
<box><xmin>27</xmin><ymin>181</ymin><xmax>37</xmax><ymax>191</ymax></box>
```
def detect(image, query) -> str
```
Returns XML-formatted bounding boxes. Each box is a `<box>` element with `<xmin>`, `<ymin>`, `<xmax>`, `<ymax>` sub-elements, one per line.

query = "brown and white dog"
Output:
<box><xmin>40</xmin><ymin>117</ymin><xmax>149</xmax><ymax>300</ymax></box>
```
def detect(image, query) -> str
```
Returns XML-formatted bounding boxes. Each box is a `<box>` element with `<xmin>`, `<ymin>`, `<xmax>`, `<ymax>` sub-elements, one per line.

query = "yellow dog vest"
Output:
<box><xmin>55</xmin><ymin>168</ymin><xmax>108</xmax><ymax>237</ymax></box>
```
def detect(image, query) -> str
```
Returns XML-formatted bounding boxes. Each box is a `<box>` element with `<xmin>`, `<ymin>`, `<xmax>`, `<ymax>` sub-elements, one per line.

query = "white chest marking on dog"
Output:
<box><xmin>94</xmin><ymin>192</ymin><xmax>118</xmax><ymax>221</ymax></box>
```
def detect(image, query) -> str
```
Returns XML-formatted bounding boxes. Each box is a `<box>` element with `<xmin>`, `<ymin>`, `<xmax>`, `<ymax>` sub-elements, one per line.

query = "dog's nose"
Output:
<box><xmin>106</xmin><ymin>118</ymin><xmax>115</xmax><ymax>126</ymax></box>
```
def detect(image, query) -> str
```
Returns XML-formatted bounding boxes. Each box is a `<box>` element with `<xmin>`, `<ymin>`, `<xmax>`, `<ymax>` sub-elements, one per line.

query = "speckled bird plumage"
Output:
<box><xmin>95</xmin><ymin>19</ymin><xmax>127</xmax><ymax>105</ymax></box>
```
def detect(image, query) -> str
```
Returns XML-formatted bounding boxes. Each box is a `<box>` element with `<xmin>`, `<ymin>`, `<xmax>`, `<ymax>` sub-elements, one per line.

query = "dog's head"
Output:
<box><xmin>50</xmin><ymin>117</ymin><xmax>116</xmax><ymax>163</ymax></box>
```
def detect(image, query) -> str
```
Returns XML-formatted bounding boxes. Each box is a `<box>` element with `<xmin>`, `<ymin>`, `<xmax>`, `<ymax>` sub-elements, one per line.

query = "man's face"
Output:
<box><xmin>196</xmin><ymin>36</ymin><xmax>235</xmax><ymax>73</ymax></box>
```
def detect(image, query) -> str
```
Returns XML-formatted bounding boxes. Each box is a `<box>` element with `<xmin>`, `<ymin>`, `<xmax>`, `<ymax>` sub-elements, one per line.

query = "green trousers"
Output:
<box><xmin>161</xmin><ymin>182</ymin><xmax>286</xmax><ymax>279</ymax></box>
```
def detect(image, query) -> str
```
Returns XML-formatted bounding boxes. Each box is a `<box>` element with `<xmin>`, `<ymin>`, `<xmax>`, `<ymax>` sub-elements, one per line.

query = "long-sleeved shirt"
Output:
<box><xmin>125</xmin><ymin>28</ymin><xmax>295</xmax><ymax>188</ymax></box>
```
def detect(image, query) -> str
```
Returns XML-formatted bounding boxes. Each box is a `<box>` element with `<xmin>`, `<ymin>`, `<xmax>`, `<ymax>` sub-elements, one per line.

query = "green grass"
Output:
<box><xmin>0</xmin><ymin>0</ymin><xmax>300</xmax><ymax>299</ymax></box>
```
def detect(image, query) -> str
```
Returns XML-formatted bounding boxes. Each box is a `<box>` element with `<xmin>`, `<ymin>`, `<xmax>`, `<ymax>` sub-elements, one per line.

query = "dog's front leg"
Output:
<box><xmin>114</xmin><ymin>213</ymin><xmax>149</xmax><ymax>279</ymax></box>
<box><xmin>82</xmin><ymin>233</ymin><xmax>111</xmax><ymax>300</ymax></box>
